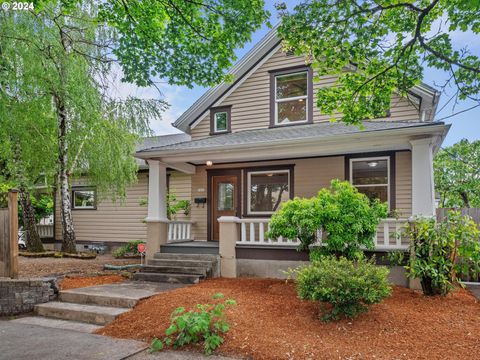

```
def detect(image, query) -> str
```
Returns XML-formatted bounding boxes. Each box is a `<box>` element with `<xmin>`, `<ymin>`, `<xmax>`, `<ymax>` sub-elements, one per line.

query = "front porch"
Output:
<box><xmin>136</xmin><ymin>121</ymin><xmax>448</xmax><ymax>278</ymax></box>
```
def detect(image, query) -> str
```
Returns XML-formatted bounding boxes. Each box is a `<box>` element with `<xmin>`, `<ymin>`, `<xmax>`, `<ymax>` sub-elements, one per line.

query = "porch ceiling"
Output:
<box><xmin>137</xmin><ymin>121</ymin><xmax>450</xmax><ymax>166</ymax></box>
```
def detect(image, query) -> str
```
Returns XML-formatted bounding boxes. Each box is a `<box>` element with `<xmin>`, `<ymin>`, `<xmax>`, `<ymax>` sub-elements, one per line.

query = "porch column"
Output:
<box><xmin>218</xmin><ymin>216</ymin><xmax>239</xmax><ymax>278</ymax></box>
<box><xmin>410</xmin><ymin>138</ymin><xmax>436</xmax><ymax>217</ymax></box>
<box><xmin>145</xmin><ymin>160</ymin><xmax>169</xmax><ymax>261</ymax></box>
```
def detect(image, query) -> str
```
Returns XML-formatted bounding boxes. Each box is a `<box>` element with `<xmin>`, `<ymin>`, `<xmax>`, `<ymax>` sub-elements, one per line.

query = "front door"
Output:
<box><xmin>211</xmin><ymin>175</ymin><xmax>239</xmax><ymax>241</ymax></box>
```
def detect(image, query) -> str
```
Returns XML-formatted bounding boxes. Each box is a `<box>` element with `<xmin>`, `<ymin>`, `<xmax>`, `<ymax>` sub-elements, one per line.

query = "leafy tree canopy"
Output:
<box><xmin>434</xmin><ymin>139</ymin><xmax>480</xmax><ymax>208</ymax></box>
<box><xmin>276</xmin><ymin>0</ymin><xmax>480</xmax><ymax>125</ymax></box>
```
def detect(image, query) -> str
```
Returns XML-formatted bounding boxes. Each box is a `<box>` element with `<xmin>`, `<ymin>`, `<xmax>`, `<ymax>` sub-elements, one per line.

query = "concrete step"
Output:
<box><xmin>59</xmin><ymin>290</ymin><xmax>137</xmax><ymax>308</ymax></box>
<box><xmin>10</xmin><ymin>316</ymin><xmax>102</xmax><ymax>333</ymax></box>
<box><xmin>147</xmin><ymin>258</ymin><xmax>214</xmax><ymax>268</ymax></box>
<box><xmin>153</xmin><ymin>252</ymin><xmax>218</xmax><ymax>261</ymax></box>
<box><xmin>34</xmin><ymin>301</ymin><xmax>129</xmax><ymax>325</ymax></box>
<box><xmin>133</xmin><ymin>272</ymin><xmax>200</xmax><ymax>284</ymax></box>
<box><xmin>140</xmin><ymin>265</ymin><xmax>208</xmax><ymax>277</ymax></box>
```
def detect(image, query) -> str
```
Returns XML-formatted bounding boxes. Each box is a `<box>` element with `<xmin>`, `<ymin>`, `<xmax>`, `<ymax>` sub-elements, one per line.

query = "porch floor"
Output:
<box><xmin>160</xmin><ymin>241</ymin><xmax>219</xmax><ymax>255</ymax></box>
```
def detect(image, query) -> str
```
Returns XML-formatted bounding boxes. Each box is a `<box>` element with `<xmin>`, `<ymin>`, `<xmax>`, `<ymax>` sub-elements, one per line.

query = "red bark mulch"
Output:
<box><xmin>97</xmin><ymin>278</ymin><xmax>480</xmax><ymax>360</ymax></box>
<box><xmin>59</xmin><ymin>275</ymin><xmax>126</xmax><ymax>290</ymax></box>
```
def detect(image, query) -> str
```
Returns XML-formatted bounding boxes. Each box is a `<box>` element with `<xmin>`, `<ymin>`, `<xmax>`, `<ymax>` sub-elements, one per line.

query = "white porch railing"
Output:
<box><xmin>236</xmin><ymin>217</ymin><xmax>410</xmax><ymax>251</ymax></box>
<box><xmin>36</xmin><ymin>224</ymin><xmax>54</xmax><ymax>238</ymax></box>
<box><xmin>168</xmin><ymin>220</ymin><xmax>194</xmax><ymax>242</ymax></box>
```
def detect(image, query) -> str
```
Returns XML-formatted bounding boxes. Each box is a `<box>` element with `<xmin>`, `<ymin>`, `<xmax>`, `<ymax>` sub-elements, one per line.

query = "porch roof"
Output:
<box><xmin>136</xmin><ymin>121</ymin><xmax>449</xmax><ymax>165</ymax></box>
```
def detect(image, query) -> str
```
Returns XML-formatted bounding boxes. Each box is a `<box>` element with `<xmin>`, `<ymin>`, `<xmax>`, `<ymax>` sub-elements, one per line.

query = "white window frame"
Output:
<box><xmin>274</xmin><ymin>71</ymin><xmax>308</xmax><ymax>125</ymax></box>
<box><xmin>247</xmin><ymin>169</ymin><xmax>291</xmax><ymax>215</ymax></box>
<box><xmin>349</xmin><ymin>156</ymin><xmax>390</xmax><ymax>210</ymax></box>
<box><xmin>72</xmin><ymin>188</ymin><xmax>96</xmax><ymax>210</ymax></box>
<box><xmin>214</xmin><ymin>111</ymin><xmax>228</xmax><ymax>133</ymax></box>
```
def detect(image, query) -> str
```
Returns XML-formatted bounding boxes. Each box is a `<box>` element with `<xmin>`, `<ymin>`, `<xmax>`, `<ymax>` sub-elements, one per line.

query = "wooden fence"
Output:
<box><xmin>0</xmin><ymin>190</ymin><xmax>19</xmax><ymax>278</ymax></box>
<box><xmin>436</xmin><ymin>208</ymin><xmax>480</xmax><ymax>225</ymax></box>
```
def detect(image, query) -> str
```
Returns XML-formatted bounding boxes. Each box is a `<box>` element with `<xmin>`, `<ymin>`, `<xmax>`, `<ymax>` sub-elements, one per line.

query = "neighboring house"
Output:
<box><xmin>54</xmin><ymin>27</ymin><xmax>449</xmax><ymax>281</ymax></box>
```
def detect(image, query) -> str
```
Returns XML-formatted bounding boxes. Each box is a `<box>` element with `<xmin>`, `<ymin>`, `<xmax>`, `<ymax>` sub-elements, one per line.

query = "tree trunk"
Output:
<box><xmin>460</xmin><ymin>191</ymin><xmax>471</xmax><ymax>208</ymax></box>
<box><xmin>55</xmin><ymin>94</ymin><xmax>77</xmax><ymax>254</ymax></box>
<box><xmin>18</xmin><ymin>188</ymin><xmax>44</xmax><ymax>252</ymax></box>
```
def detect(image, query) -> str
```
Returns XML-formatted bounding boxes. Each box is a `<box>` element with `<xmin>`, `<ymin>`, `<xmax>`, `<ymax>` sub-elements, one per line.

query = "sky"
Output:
<box><xmin>114</xmin><ymin>0</ymin><xmax>480</xmax><ymax>147</ymax></box>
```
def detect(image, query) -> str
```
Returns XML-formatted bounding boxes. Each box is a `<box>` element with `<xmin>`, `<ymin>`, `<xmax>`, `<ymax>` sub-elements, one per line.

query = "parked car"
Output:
<box><xmin>18</xmin><ymin>228</ymin><xmax>26</xmax><ymax>250</ymax></box>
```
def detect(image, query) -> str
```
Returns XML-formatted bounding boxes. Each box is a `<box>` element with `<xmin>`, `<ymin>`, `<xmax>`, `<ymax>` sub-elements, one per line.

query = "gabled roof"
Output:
<box><xmin>139</xmin><ymin>121</ymin><xmax>446</xmax><ymax>154</ymax></box>
<box><xmin>173</xmin><ymin>25</ymin><xmax>440</xmax><ymax>133</ymax></box>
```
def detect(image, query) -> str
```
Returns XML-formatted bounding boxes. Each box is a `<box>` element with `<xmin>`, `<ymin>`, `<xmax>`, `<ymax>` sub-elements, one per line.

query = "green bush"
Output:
<box><xmin>296</xmin><ymin>256</ymin><xmax>392</xmax><ymax>321</ymax></box>
<box><xmin>267</xmin><ymin>179</ymin><xmax>387</xmax><ymax>258</ymax></box>
<box><xmin>112</xmin><ymin>239</ymin><xmax>145</xmax><ymax>258</ymax></box>
<box><xmin>150</xmin><ymin>293</ymin><xmax>236</xmax><ymax>355</ymax></box>
<box><xmin>400</xmin><ymin>211</ymin><xmax>480</xmax><ymax>296</ymax></box>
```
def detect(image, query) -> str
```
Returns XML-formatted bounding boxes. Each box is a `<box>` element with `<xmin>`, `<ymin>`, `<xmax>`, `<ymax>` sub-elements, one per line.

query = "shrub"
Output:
<box><xmin>295</xmin><ymin>256</ymin><xmax>392</xmax><ymax>321</ymax></box>
<box><xmin>267</xmin><ymin>179</ymin><xmax>387</xmax><ymax>259</ymax></box>
<box><xmin>112</xmin><ymin>239</ymin><xmax>145</xmax><ymax>258</ymax></box>
<box><xmin>400</xmin><ymin>211</ymin><xmax>480</xmax><ymax>296</ymax></box>
<box><xmin>150</xmin><ymin>293</ymin><xmax>236</xmax><ymax>355</ymax></box>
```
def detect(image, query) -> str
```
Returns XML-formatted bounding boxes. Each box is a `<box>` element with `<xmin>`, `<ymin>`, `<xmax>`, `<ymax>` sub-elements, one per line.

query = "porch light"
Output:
<box><xmin>206</xmin><ymin>161</ymin><xmax>213</xmax><ymax>167</ymax></box>
<box><xmin>367</xmin><ymin>161</ymin><xmax>378</xmax><ymax>167</ymax></box>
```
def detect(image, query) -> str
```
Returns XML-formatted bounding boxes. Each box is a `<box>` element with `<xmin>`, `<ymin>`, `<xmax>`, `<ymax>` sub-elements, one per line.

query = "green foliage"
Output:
<box><xmin>276</xmin><ymin>1</ymin><xmax>480</xmax><ymax>125</ymax></box>
<box><xmin>267</xmin><ymin>179</ymin><xmax>387</xmax><ymax>259</ymax></box>
<box><xmin>18</xmin><ymin>194</ymin><xmax>54</xmax><ymax>225</ymax></box>
<box><xmin>149</xmin><ymin>293</ymin><xmax>237</xmax><ymax>356</ymax></box>
<box><xmin>434</xmin><ymin>139</ymin><xmax>480</xmax><ymax>208</ymax></box>
<box><xmin>295</xmin><ymin>256</ymin><xmax>392</xmax><ymax>321</ymax></box>
<box><xmin>167</xmin><ymin>192</ymin><xmax>191</xmax><ymax>220</ymax></box>
<box><xmin>98</xmin><ymin>1</ymin><xmax>269</xmax><ymax>88</ymax></box>
<box><xmin>112</xmin><ymin>240</ymin><xmax>145</xmax><ymax>258</ymax></box>
<box><xmin>401</xmin><ymin>211</ymin><xmax>480</xmax><ymax>296</ymax></box>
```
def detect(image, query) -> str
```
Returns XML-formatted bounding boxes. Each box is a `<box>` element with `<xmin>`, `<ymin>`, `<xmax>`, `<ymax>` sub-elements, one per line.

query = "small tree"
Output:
<box><xmin>267</xmin><ymin>179</ymin><xmax>387</xmax><ymax>259</ymax></box>
<box><xmin>401</xmin><ymin>211</ymin><xmax>480</xmax><ymax>296</ymax></box>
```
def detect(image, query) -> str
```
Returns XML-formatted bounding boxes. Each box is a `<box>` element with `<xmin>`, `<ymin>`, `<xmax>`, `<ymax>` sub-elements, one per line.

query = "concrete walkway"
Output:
<box><xmin>467</xmin><ymin>283</ymin><xmax>480</xmax><ymax>300</ymax></box>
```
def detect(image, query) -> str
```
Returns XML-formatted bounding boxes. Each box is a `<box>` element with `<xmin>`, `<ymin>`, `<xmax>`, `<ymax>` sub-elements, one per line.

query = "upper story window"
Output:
<box><xmin>72</xmin><ymin>187</ymin><xmax>96</xmax><ymax>210</ymax></box>
<box><xmin>210</xmin><ymin>106</ymin><xmax>231</xmax><ymax>134</ymax></box>
<box><xmin>270</xmin><ymin>67</ymin><xmax>313</xmax><ymax>127</ymax></box>
<box><xmin>349</xmin><ymin>157</ymin><xmax>390</xmax><ymax>208</ymax></box>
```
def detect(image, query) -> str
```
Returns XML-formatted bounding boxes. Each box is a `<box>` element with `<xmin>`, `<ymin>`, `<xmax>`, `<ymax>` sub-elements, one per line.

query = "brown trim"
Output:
<box><xmin>71</xmin><ymin>186</ymin><xmax>97</xmax><ymax>210</ymax></box>
<box><xmin>207</xmin><ymin>169</ymin><xmax>241</xmax><ymax>241</ymax></box>
<box><xmin>269</xmin><ymin>66</ymin><xmax>313</xmax><ymax>128</ymax></box>
<box><xmin>242</xmin><ymin>164</ymin><xmax>295</xmax><ymax>218</ymax></box>
<box><xmin>236</xmin><ymin>246</ymin><xmax>309</xmax><ymax>261</ymax></box>
<box><xmin>210</xmin><ymin>105</ymin><xmax>232</xmax><ymax>135</ymax></box>
<box><xmin>187</xmin><ymin>41</ymin><xmax>282</xmax><ymax>128</ymax></box>
<box><xmin>344</xmin><ymin>151</ymin><xmax>396</xmax><ymax>211</ymax></box>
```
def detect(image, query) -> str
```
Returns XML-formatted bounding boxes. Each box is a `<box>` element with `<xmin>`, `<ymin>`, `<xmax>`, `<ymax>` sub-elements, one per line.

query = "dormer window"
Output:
<box><xmin>210</xmin><ymin>106</ymin><xmax>231</xmax><ymax>134</ymax></box>
<box><xmin>270</xmin><ymin>67</ymin><xmax>313</xmax><ymax>127</ymax></box>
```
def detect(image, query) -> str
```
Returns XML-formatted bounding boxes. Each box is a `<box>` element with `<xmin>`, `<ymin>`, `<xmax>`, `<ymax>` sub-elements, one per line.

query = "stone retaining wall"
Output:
<box><xmin>0</xmin><ymin>278</ymin><xmax>58</xmax><ymax>316</ymax></box>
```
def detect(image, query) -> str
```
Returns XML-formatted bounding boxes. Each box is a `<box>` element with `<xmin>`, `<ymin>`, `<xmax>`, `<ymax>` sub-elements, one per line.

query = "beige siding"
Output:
<box><xmin>190</xmin><ymin>157</ymin><xmax>345</xmax><ymax>240</ymax></box>
<box><xmin>55</xmin><ymin>173</ymin><xmax>149</xmax><ymax>243</ymax></box>
<box><xmin>191</xmin><ymin>48</ymin><xmax>420</xmax><ymax>139</ymax></box>
<box><xmin>395</xmin><ymin>151</ymin><xmax>412</xmax><ymax>217</ymax></box>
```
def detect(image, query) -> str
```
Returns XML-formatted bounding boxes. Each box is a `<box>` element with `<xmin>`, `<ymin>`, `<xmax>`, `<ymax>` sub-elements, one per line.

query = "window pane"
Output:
<box><xmin>277</xmin><ymin>99</ymin><xmax>306</xmax><ymax>124</ymax></box>
<box><xmin>217</xmin><ymin>183</ymin><xmax>234</xmax><ymax>211</ymax></box>
<box><xmin>352</xmin><ymin>160</ymin><xmax>388</xmax><ymax>185</ymax></box>
<box><xmin>357</xmin><ymin>186</ymin><xmax>388</xmax><ymax>203</ymax></box>
<box><xmin>250</xmin><ymin>172</ymin><xmax>289</xmax><ymax>212</ymax></box>
<box><xmin>215</xmin><ymin>112</ymin><xmax>227</xmax><ymax>131</ymax></box>
<box><xmin>276</xmin><ymin>72</ymin><xmax>307</xmax><ymax>99</ymax></box>
<box><xmin>74</xmin><ymin>190</ymin><xmax>95</xmax><ymax>208</ymax></box>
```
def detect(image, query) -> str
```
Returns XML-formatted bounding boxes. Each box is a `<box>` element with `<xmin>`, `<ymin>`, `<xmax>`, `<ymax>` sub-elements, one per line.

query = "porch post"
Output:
<box><xmin>410</xmin><ymin>138</ymin><xmax>436</xmax><ymax>217</ymax></box>
<box><xmin>145</xmin><ymin>160</ymin><xmax>169</xmax><ymax>261</ymax></box>
<box><xmin>218</xmin><ymin>216</ymin><xmax>239</xmax><ymax>278</ymax></box>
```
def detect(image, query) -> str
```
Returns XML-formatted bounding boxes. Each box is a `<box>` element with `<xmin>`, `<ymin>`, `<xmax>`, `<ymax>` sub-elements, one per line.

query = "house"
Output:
<box><xmin>54</xmin><ymin>27</ymin><xmax>449</xmax><ymax>282</ymax></box>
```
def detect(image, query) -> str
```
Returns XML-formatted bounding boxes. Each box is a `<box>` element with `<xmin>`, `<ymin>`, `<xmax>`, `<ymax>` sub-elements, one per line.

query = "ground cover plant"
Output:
<box><xmin>295</xmin><ymin>256</ymin><xmax>392</xmax><ymax>321</ymax></box>
<box><xmin>268</xmin><ymin>179</ymin><xmax>387</xmax><ymax>258</ymax></box>
<box><xmin>113</xmin><ymin>240</ymin><xmax>145</xmax><ymax>258</ymax></box>
<box><xmin>391</xmin><ymin>210</ymin><xmax>480</xmax><ymax>296</ymax></box>
<box><xmin>150</xmin><ymin>293</ymin><xmax>236</xmax><ymax>355</ymax></box>
<box><xmin>98</xmin><ymin>278</ymin><xmax>480</xmax><ymax>360</ymax></box>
